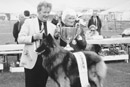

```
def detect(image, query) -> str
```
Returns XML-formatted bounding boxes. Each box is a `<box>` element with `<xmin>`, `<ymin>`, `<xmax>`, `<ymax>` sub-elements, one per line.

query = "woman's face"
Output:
<box><xmin>64</xmin><ymin>15</ymin><xmax>76</xmax><ymax>26</ymax></box>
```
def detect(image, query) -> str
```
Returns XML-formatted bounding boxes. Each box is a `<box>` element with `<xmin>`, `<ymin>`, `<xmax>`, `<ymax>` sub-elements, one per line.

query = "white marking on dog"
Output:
<box><xmin>73</xmin><ymin>52</ymin><xmax>90</xmax><ymax>87</ymax></box>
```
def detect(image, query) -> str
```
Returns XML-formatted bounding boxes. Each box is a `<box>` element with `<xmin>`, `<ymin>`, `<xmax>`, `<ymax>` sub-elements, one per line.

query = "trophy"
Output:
<box><xmin>59</xmin><ymin>25</ymin><xmax>79</xmax><ymax>51</ymax></box>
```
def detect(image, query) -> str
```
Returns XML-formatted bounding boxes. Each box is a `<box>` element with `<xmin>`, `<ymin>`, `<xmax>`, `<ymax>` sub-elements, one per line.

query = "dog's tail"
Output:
<box><xmin>96</xmin><ymin>59</ymin><xmax>107</xmax><ymax>87</ymax></box>
<box><xmin>96</xmin><ymin>59</ymin><xmax>107</xmax><ymax>79</ymax></box>
<box><xmin>89</xmin><ymin>58</ymin><xmax>107</xmax><ymax>87</ymax></box>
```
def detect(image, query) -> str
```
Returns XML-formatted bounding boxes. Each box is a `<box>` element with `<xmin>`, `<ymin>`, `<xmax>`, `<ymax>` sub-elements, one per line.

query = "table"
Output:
<box><xmin>87</xmin><ymin>37</ymin><xmax>130</xmax><ymax>44</ymax></box>
<box><xmin>87</xmin><ymin>37</ymin><xmax>130</xmax><ymax>62</ymax></box>
<box><xmin>0</xmin><ymin>44</ymin><xmax>24</xmax><ymax>71</ymax></box>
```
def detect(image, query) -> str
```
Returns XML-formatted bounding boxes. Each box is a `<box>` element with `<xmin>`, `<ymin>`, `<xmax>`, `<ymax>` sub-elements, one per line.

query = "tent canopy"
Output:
<box><xmin>0</xmin><ymin>0</ymin><xmax>129</xmax><ymax>14</ymax></box>
<box><xmin>100</xmin><ymin>1</ymin><xmax>130</xmax><ymax>14</ymax></box>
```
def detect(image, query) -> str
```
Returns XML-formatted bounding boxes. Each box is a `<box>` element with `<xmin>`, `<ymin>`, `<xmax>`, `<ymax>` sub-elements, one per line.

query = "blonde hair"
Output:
<box><xmin>62</xmin><ymin>8</ymin><xmax>77</xmax><ymax>23</ymax></box>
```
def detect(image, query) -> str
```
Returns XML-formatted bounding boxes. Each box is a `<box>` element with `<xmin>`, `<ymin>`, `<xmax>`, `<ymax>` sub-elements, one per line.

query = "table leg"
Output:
<box><xmin>127</xmin><ymin>45</ymin><xmax>130</xmax><ymax>62</ymax></box>
<box><xmin>3</xmin><ymin>55</ymin><xmax>9</xmax><ymax>72</ymax></box>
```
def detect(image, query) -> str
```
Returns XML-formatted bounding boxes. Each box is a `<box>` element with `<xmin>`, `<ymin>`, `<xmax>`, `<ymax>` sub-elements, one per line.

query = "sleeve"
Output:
<box><xmin>18</xmin><ymin>19</ymin><xmax>25</xmax><ymax>32</ymax></box>
<box><xmin>13</xmin><ymin>22</ymin><xmax>19</xmax><ymax>41</ymax></box>
<box><xmin>54</xmin><ymin>27</ymin><xmax>60</xmax><ymax>39</ymax></box>
<box><xmin>18</xmin><ymin>19</ymin><xmax>33</xmax><ymax>44</ymax></box>
<box><xmin>60</xmin><ymin>38</ymin><xmax>67</xmax><ymax>47</ymax></box>
<box><xmin>75</xmin><ymin>35</ymin><xmax>87</xmax><ymax>50</ymax></box>
<box><xmin>98</xmin><ymin>17</ymin><xmax>102</xmax><ymax>29</ymax></box>
<box><xmin>87</xmin><ymin>19</ymin><xmax>91</xmax><ymax>28</ymax></box>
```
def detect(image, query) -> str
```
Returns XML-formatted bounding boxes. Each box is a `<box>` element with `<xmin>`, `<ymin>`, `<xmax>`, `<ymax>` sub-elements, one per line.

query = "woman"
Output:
<box><xmin>85</xmin><ymin>24</ymin><xmax>100</xmax><ymax>40</ymax></box>
<box><xmin>85</xmin><ymin>25</ymin><xmax>102</xmax><ymax>54</ymax></box>
<box><xmin>54</xmin><ymin>8</ymin><xmax>87</xmax><ymax>51</ymax></box>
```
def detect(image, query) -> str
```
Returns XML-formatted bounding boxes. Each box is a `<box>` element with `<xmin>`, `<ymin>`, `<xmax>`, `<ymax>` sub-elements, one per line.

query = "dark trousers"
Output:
<box><xmin>16</xmin><ymin>42</ymin><xmax>20</xmax><ymax>62</ymax></box>
<box><xmin>24</xmin><ymin>55</ymin><xmax>48</xmax><ymax>87</ymax></box>
<box><xmin>16</xmin><ymin>54</ymin><xmax>20</xmax><ymax>62</ymax></box>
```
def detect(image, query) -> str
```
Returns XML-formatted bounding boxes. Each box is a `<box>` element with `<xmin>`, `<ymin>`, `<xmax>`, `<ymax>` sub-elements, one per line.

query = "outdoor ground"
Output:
<box><xmin>0</xmin><ymin>20</ymin><xmax>130</xmax><ymax>87</ymax></box>
<box><xmin>0</xmin><ymin>59</ymin><xmax>130</xmax><ymax>87</ymax></box>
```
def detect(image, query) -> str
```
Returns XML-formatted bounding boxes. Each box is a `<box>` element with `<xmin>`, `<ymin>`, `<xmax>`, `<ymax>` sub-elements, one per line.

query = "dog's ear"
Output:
<box><xmin>47</xmin><ymin>34</ymin><xmax>53</xmax><ymax>40</ymax></box>
<box><xmin>47</xmin><ymin>34</ymin><xmax>53</xmax><ymax>43</ymax></box>
<box><xmin>36</xmin><ymin>44</ymin><xmax>44</xmax><ymax>52</ymax></box>
<box><xmin>46</xmin><ymin>34</ymin><xmax>54</xmax><ymax>47</ymax></box>
<box><xmin>47</xmin><ymin>34</ymin><xmax>59</xmax><ymax>47</ymax></box>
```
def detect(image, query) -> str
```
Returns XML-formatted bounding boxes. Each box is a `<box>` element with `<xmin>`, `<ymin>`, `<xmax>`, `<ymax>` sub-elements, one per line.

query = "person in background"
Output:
<box><xmin>13</xmin><ymin>14</ymin><xmax>24</xmax><ymax>43</ymax></box>
<box><xmin>18</xmin><ymin>1</ymin><xmax>56</xmax><ymax>87</ymax></box>
<box><xmin>88</xmin><ymin>10</ymin><xmax>102</xmax><ymax>35</ymax></box>
<box><xmin>12</xmin><ymin>14</ymin><xmax>24</xmax><ymax>62</ymax></box>
<box><xmin>18</xmin><ymin>10</ymin><xmax>30</xmax><ymax>31</ymax></box>
<box><xmin>54</xmin><ymin>8</ymin><xmax>87</xmax><ymax>51</ymax></box>
<box><xmin>85</xmin><ymin>25</ymin><xmax>102</xmax><ymax>54</ymax></box>
<box><xmin>85</xmin><ymin>24</ymin><xmax>99</xmax><ymax>40</ymax></box>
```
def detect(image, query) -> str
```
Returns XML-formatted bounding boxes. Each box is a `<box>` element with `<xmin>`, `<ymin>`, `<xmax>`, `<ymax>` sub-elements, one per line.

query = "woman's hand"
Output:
<box><xmin>54</xmin><ymin>28</ymin><xmax>60</xmax><ymax>39</ymax></box>
<box><xmin>54</xmin><ymin>32</ymin><xmax>60</xmax><ymax>39</ymax></box>
<box><xmin>77</xmin><ymin>35</ymin><xmax>82</xmax><ymax>40</ymax></box>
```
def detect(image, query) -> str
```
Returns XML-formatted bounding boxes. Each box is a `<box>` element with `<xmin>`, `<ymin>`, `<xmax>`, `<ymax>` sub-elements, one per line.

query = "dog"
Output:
<box><xmin>36</xmin><ymin>34</ymin><xmax>107</xmax><ymax>87</ymax></box>
<box><xmin>86</xmin><ymin>44</ymin><xmax>102</xmax><ymax>54</ymax></box>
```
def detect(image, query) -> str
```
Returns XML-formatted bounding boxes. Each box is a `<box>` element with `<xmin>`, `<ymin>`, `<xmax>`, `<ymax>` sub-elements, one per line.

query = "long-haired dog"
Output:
<box><xmin>36</xmin><ymin>34</ymin><xmax>107</xmax><ymax>87</ymax></box>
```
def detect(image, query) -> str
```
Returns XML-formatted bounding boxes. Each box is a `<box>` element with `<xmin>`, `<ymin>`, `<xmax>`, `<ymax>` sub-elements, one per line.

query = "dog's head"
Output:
<box><xmin>36</xmin><ymin>34</ymin><xmax>59</xmax><ymax>56</ymax></box>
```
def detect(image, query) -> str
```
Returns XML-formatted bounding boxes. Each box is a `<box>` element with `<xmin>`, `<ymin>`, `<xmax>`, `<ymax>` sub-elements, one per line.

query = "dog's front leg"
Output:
<box><xmin>58</xmin><ymin>77</ymin><xmax>70</xmax><ymax>87</ymax></box>
<box><xmin>56</xmin><ymin>67</ymin><xmax>70</xmax><ymax>87</ymax></box>
<box><xmin>52</xmin><ymin>78</ymin><xmax>61</xmax><ymax>87</ymax></box>
<box><xmin>88</xmin><ymin>63</ymin><xmax>106</xmax><ymax>87</ymax></box>
<box><xmin>57</xmin><ymin>75</ymin><xmax>70</xmax><ymax>87</ymax></box>
<box><xmin>88</xmin><ymin>66</ymin><xmax>102</xmax><ymax>87</ymax></box>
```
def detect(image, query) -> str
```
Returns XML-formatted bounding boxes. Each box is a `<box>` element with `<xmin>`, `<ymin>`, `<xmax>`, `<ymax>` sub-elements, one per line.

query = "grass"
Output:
<box><xmin>0</xmin><ymin>61</ymin><xmax>130</xmax><ymax>87</ymax></box>
<box><xmin>104</xmin><ymin>62</ymin><xmax>130</xmax><ymax>87</ymax></box>
<box><xmin>0</xmin><ymin>20</ymin><xmax>16</xmax><ymax>44</ymax></box>
<box><xmin>0</xmin><ymin>72</ymin><xmax>25</xmax><ymax>87</ymax></box>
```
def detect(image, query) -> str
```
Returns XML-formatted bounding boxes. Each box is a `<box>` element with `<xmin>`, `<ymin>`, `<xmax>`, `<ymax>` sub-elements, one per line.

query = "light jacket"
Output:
<box><xmin>18</xmin><ymin>17</ymin><xmax>56</xmax><ymax>69</ymax></box>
